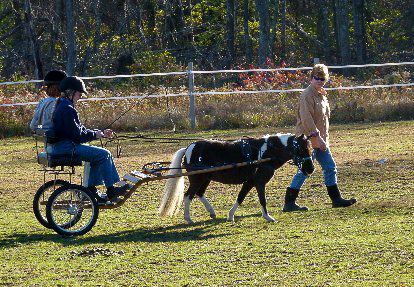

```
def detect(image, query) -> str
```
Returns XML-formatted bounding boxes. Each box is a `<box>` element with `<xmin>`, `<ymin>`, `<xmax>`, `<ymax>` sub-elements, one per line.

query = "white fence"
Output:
<box><xmin>1</xmin><ymin>61</ymin><xmax>414</xmax><ymax>128</ymax></box>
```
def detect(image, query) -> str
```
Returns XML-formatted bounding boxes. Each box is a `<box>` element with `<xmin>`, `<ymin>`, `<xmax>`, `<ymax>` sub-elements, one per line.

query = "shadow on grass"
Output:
<box><xmin>0</xmin><ymin>214</ymin><xmax>261</xmax><ymax>249</ymax></box>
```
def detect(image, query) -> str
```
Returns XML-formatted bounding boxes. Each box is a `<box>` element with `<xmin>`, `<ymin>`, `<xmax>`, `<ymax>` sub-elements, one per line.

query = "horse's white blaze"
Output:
<box><xmin>227</xmin><ymin>200</ymin><xmax>239</xmax><ymax>221</ymax></box>
<box><xmin>185</xmin><ymin>143</ymin><xmax>196</xmax><ymax>165</ymax></box>
<box><xmin>199</xmin><ymin>195</ymin><xmax>215</xmax><ymax>217</ymax></box>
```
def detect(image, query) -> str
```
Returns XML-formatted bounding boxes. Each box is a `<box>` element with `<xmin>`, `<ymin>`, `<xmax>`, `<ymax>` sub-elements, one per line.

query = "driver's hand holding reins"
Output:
<box><xmin>96</xmin><ymin>129</ymin><xmax>115</xmax><ymax>139</ymax></box>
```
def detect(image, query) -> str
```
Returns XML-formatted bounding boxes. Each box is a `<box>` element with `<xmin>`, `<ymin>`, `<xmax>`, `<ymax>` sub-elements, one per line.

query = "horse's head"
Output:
<box><xmin>291</xmin><ymin>134</ymin><xmax>314</xmax><ymax>176</ymax></box>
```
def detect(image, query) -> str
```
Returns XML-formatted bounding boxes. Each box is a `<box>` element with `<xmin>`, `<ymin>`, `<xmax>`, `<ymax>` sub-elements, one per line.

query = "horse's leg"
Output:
<box><xmin>228</xmin><ymin>180</ymin><xmax>255</xmax><ymax>222</ymax></box>
<box><xmin>184</xmin><ymin>175</ymin><xmax>205</xmax><ymax>224</ymax></box>
<box><xmin>256</xmin><ymin>168</ymin><xmax>277</xmax><ymax>222</ymax></box>
<box><xmin>256</xmin><ymin>182</ymin><xmax>276</xmax><ymax>222</ymax></box>
<box><xmin>183</xmin><ymin>194</ymin><xmax>192</xmax><ymax>224</ymax></box>
<box><xmin>196</xmin><ymin>180</ymin><xmax>215</xmax><ymax>219</ymax></box>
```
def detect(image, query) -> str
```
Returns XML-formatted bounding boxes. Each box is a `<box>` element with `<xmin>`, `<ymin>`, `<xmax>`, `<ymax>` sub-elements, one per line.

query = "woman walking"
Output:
<box><xmin>283</xmin><ymin>64</ymin><xmax>357</xmax><ymax>212</ymax></box>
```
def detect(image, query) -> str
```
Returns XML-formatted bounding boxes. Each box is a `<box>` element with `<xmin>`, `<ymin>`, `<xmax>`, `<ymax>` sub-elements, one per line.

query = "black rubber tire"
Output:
<box><xmin>33</xmin><ymin>179</ymin><xmax>70</xmax><ymax>229</ymax></box>
<box><xmin>46</xmin><ymin>184</ymin><xmax>99</xmax><ymax>236</ymax></box>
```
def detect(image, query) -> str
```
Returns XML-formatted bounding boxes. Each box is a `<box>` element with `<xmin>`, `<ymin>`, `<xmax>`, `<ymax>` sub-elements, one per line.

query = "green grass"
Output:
<box><xmin>0</xmin><ymin>121</ymin><xmax>413</xmax><ymax>286</ymax></box>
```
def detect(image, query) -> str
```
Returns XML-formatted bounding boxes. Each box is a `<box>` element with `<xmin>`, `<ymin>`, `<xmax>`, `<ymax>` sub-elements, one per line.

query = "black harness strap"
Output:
<box><xmin>240</xmin><ymin>139</ymin><xmax>252</xmax><ymax>162</ymax></box>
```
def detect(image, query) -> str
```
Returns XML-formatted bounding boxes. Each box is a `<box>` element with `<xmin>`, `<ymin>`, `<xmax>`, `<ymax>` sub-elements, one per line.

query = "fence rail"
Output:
<box><xmin>1</xmin><ymin>62</ymin><xmax>414</xmax><ymax>128</ymax></box>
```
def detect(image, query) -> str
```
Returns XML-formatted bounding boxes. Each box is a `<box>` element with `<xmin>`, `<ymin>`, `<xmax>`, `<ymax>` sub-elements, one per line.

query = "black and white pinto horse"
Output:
<box><xmin>159</xmin><ymin>134</ymin><xmax>314</xmax><ymax>224</ymax></box>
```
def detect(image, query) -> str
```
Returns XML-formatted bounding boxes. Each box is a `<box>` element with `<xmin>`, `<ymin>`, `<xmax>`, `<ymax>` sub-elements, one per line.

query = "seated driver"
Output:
<box><xmin>30</xmin><ymin>70</ymin><xmax>67</xmax><ymax>131</ymax></box>
<box><xmin>52</xmin><ymin>76</ymin><xmax>128</xmax><ymax>201</ymax></box>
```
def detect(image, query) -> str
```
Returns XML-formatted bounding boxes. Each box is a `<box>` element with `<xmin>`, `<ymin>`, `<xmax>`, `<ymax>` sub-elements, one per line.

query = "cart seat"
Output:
<box><xmin>37</xmin><ymin>152</ymin><xmax>83</xmax><ymax>168</ymax></box>
<box><xmin>34</xmin><ymin>128</ymin><xmax>82</xmax><ymax>168</ymax></box>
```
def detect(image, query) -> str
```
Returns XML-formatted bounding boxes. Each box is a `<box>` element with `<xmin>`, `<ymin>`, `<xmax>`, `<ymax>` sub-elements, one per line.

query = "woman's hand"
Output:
<box><xmin>310</xmin><ymin>135</ymin><xmax>327</xmax><ymax>151</ymax></box>
<box><xmin>96</xmin><ymin>129</ymin><xmax>114</xmax><ymax>138</ymax></box>
<box><xmin>95</xmin><ymin>130</ymin><xmax>104</xmax><ymax>138</ymax></box>
<box><xmin>103</xmin><ymin>129</ymin><xmax>113</xmax><ymax>138</ymax></box>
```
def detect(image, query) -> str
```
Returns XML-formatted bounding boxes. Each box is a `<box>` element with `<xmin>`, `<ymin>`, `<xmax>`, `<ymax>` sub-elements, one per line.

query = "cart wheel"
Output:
<box><xmin>33</xmin><ymin>179</ymin><xmax>70</xmax><ymax>229</ymax></box>
<box><xmin>46</xmin><ymin>185</ymin><xmax>99</xmax><ymax>236</ymax></box>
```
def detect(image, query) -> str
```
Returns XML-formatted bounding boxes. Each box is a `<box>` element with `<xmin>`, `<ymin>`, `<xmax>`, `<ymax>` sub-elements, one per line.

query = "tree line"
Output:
<box><xmin>0</xmin><ymin>0</ymin><xmax>413</xmax><ymax>81</ymax></box>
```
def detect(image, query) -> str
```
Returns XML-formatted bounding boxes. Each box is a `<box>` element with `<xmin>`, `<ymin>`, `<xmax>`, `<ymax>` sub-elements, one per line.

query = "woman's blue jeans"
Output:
<box><xmin>290</xmin><ymin>147</ymin><xmax>337</xmax><ymax>190</ymax></box>
<box><xmin>51</xmin><ymin>141</ymin><xmax>120</xmax><ymax>187</ymax></box>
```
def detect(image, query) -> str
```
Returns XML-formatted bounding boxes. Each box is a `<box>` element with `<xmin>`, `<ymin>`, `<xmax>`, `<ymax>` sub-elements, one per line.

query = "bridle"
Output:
<box><xmin>292</xmin><ymin>138</ymin><xmax>313</xmax><ymax>171</ymax></box>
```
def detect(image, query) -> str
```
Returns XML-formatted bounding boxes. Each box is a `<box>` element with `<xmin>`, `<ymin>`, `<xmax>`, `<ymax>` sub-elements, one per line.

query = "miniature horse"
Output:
<box><xmin>159</xmin><ymin>134</ymin><xmax>314</xmax><ymax>224</ymax></box>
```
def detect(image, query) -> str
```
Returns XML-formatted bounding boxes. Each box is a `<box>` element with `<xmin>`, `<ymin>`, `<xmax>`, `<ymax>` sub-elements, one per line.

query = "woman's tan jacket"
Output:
<box><xmin>295</xmin><ymin>84</ymin><xmax>331</xmax><ymax>146</ymax></box>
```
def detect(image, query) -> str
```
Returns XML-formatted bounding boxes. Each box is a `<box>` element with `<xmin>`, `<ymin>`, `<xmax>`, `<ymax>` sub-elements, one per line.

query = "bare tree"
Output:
<box><xmin>270</xmin><ymin>0</ymin><xmax>279</xmax><ymax>57</ymax></box>
<box><xmin>144</xmin><ymin>0</ymin><xmax>157</xmax><ymax>47</ymax></box>
<box><xmin>23</xmin><ymin>0</ymin><xmax>43</xmax><ymax>80</ymax></box>
<box><xmin>256</xmin><ymin>0</ymin><xmax>270</xmax><ymax>67</ymax></box>
<box><xmin>65</xmin><ymin>0</ymin><xmax>76</xmax><ymax>75</ymax></box>
<box><xmin>317</xmin><ymin>0</ymin><xmax>332</xmax><ymax>63</ymax></box>
<box><xmin>280</xmin><ymin>0</ymin><xmax>286</xmax><ymax>60</ymax></box>
<box><xmin>128</xmin><ymin>0</ymin><xmax>147</xmax><ymax>47</ymax></box>
<box><xmin>243</xmin><ymin>0</ymin><xmax>253</xmax><ymax>63</ymax></box>
<box><xmin>164</xmin><ymin>0</ymin><xmax>175</xmax><ymax>49</ymax></box>
<box><xmin>92</xmin><ymin>0</ymin><xmax>102</xmax><ymax>54</ymax></box>
<box><xmin>226</xmin><ymin>0</ymin><xmax>235</xmax><ymax>67</ymax></box>
<box><xmin>334</xmin><ymin>0</ymin><xmax>350</xmax><ymax>67</ymax></box>
<box><xmin>352</xmin><ymin>0</ymin><xmax>367</xmax><ymax>64</ymax></box>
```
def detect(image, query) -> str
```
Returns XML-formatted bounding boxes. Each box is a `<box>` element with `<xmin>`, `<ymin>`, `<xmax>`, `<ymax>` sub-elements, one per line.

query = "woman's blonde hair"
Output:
<box><xmin>311</xmin><ymin>64</ymin><xmax>329</xmax><ymax>80</ymax></box>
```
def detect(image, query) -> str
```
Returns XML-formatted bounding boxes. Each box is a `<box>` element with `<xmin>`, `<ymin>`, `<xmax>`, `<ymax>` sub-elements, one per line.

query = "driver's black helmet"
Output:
<box><xmin>44</xmin><ymin>70</ymin><xmax>67</xmax><ymax>87</ymax></box>
<box><xmin>59</xmin><ymin>76</ymin><xmax>88</xmax><ymax>94</ymax></box>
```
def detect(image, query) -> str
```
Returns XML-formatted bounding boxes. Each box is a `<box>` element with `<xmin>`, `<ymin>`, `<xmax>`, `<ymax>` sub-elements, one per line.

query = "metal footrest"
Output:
<box><xmin>122</xmin><ymin>174</ymin><xmax>142</xmax><ymax>183</ymax></box>
<box><xmin>130</xmin><ymin>170</ymin><xmax>153</xmax><ymax>179</ymax></box>
<box><xmin>122</xmin><ymin>170</ymin><xmax>153</xmax><ymax>186</ymax></box>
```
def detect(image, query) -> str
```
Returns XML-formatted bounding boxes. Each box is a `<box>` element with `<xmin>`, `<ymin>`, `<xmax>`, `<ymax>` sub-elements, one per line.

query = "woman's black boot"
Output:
<box><xmin>283</xmin><ymin>187</ymin><xmax>308</xmax><ymax>212</ymax></box>
<box><xmin>327</xmin><ymin>184</ymin><xmax>357</xmax><ymax>208</ymax></box>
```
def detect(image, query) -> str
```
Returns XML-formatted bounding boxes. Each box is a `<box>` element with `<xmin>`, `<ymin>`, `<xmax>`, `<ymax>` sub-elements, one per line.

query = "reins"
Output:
<box><xmin>141</xmin><ymin>158</ymin><xmax>274</xmax><ymax>177</ymax></box>
<box><xmin>114</xmin><ymin>134</ymin><xmax>213</xmax><ymax>143</ymax></box>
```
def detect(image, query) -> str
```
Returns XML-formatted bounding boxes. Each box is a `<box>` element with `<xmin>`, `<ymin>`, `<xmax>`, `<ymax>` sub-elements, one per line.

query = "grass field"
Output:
<box><xmin>0</xmin><ymin>121</ymin><xmax>413</xmax><ymax>286</ymax></box>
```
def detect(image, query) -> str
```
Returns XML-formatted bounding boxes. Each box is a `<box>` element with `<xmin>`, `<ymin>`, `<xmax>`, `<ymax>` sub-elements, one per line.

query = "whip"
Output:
<box><xmin>103</xmin><ymin>93</ymin><xmax>151</xmax><ymax>130</ymax></box>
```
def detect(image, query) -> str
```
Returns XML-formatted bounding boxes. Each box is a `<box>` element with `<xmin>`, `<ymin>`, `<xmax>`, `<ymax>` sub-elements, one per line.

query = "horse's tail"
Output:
<box><xmin>158</xmin><ymin>148</ymin><xmax>186</xmax><ymax>217</ymax></box>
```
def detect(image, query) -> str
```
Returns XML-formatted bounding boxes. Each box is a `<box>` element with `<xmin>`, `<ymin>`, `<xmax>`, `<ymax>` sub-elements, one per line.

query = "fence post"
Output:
<box><xmin>188</xmin><ymin>62</ymin><xmax>196</xmax><ymax>129</ymax></box>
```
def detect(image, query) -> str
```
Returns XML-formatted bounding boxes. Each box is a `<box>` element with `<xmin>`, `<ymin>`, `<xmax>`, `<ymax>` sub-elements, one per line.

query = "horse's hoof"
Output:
<box><xmin>227</xmin><ymin>216</ymin><xmax>234</xmax><ymax>222</ymax></box>
<box><xmin>210</xmin><ymin>213</ymin><xmax>216</xmax><ymax>219</ymax></box>
<box><xmin>264</xmin><ymin>216</ymin><xmax>276</xmax><ymax>222</ymax></box>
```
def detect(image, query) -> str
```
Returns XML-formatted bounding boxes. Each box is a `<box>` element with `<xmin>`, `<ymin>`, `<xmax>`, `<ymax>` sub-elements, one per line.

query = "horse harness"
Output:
<box><xmin>240</xmin><ymin>139</ymin><xmax>253</xmax><ymax>162</ymax></box>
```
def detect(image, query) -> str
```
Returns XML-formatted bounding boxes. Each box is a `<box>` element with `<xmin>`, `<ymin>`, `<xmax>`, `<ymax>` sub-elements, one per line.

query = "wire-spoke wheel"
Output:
<box><xmin>46</xmin><ymin>184</ymin><xmax>99</xmax><ymax>236</ymax></box>
<box><xmin>33</xmin><ymin>179</ymin><xmax>70</xmax><ymax>228</ymax></box>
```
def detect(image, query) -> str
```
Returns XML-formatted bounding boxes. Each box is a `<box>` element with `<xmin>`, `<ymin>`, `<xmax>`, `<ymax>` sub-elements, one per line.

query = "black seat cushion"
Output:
<box><xmin>48</xmin><ymin>154</ymin><xmax>83</xmax><ymax>167</ymax></box>
<box><xmin>37</xmin><ymin>152</ymin><xmax>82</xmax><ymax>167</ymax></box>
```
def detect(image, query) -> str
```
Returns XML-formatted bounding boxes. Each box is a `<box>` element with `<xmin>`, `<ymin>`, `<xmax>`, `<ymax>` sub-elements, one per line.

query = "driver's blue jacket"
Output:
<box><xmin>52</xmin><ymin>97</ymin><xmax>97</xmax><ymax>143</ymax></box>
<box><xmin>51</xmin><ymin>97</ymin><xmax>120</xmax><ymax>187</ymax></box>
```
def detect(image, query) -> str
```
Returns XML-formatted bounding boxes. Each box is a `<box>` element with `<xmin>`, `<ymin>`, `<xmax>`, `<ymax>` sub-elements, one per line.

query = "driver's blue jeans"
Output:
<box><xmin>51</xmin><ymin>141</ymin><xmax>120</xmax><ymax>187</ymax></box>
<box><xmin>290</xmin><ymin>147</ymin><xmax>337</xmax><ymax>190</ymax></box>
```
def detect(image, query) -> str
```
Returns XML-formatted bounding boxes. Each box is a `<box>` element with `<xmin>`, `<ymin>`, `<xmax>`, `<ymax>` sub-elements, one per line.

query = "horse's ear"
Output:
<box><xmin>299</xmin><ymin>134</ymin><xmax>305</xmax><ymax>140</ymax></box>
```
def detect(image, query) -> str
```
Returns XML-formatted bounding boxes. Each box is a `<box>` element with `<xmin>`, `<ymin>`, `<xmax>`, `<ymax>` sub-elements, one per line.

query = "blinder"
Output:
<box><xmin>292</xmin><ymin>138</ymin><xmax>312</xmax><ymax>170</ymax></box>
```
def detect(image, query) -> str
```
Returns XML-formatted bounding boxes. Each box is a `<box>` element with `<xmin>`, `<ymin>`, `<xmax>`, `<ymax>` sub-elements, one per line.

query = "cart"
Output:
<box><xmin>32</xmin><ymin>128</ymin><xmax>119</xmax><ymax>231</ymax></box>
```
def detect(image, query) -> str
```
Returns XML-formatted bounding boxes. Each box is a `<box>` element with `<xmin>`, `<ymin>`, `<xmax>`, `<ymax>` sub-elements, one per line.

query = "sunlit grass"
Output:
<box><xmin>0</xmin><ymin>121</ymin><xmax>413</xmax><ymax>286</ymax></box>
